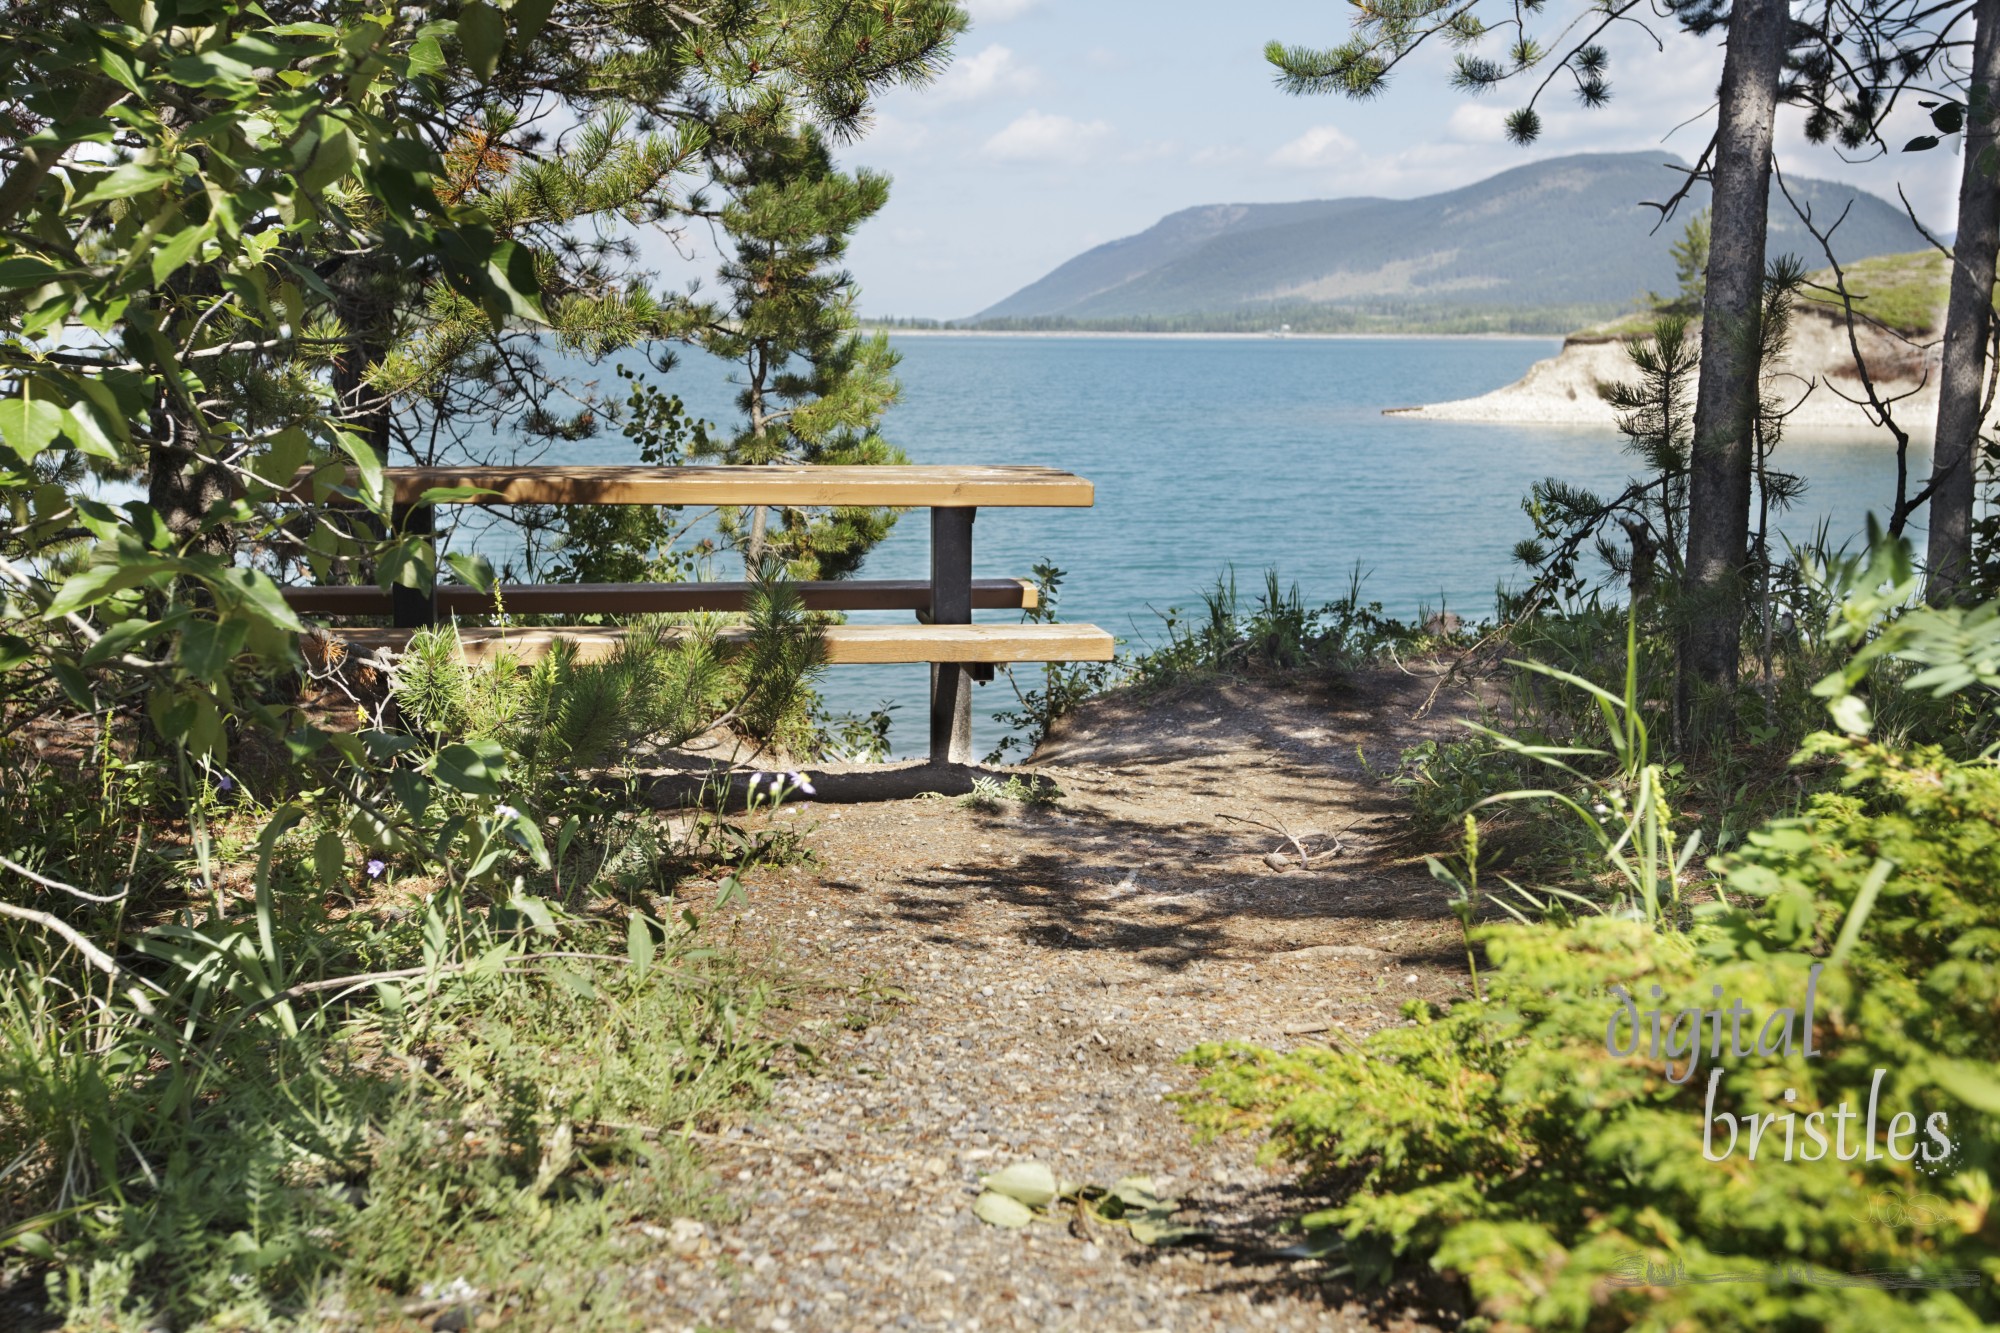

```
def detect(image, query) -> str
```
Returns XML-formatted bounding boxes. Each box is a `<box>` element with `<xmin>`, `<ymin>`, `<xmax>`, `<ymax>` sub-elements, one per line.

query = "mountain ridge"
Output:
<box><xmin>969</xmin><ymin>152</ymin><xmax>1933</xmax><ymax>331</ymax></box>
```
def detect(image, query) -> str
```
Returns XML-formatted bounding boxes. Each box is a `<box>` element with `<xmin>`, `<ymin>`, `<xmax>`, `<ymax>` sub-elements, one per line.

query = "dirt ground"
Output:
<box><xmin>623</xmin><ymin>663</ymin><xmax>1492</xmax><ymax>1333</ymax></box>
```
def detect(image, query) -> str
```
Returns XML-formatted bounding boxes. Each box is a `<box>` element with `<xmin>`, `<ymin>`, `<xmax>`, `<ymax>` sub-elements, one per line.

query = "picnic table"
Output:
<box><xmin>284</xmin><ymin>464</ymin><xmax>1113</xmax><ymax>765</ymax></box>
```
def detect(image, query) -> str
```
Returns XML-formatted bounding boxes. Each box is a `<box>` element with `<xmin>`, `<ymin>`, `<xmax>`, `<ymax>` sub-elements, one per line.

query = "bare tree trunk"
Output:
<box><xmin>745</xmin><ymin>348</ymin><xmax>771</xmax><ymax>575</ymax></box>
<box><xmin>331</xmin><ymin>255</ymin><xmax>396</xmax><ymax>464</ymax></box>
<box><xmin>1927</xmin><ymin>0</ymin><xmax>2000</xmax><ymax>604</ymax></box>
<box><xmin>747</xmin><ymin>500</ymin><xmax>769</xmax><ymax>571</ymax></box>
<box><xmin>325</xmin><ymin>255</ymin><xmax>401</xmax><ymax>600</ymax></box>
<box><xmin>147</xmin><ymin>399</ymin><xmax>234</xmax><ymax>557</ymax></box>
<box><xmin>148</xmin><ymin>260</ymin><xmax>234</xmax><ymax>556</ymax></box>
<box><xmin>1679</xmin><ymin>0</ymin><xmax>1790</xmax><ymax>727</ymax></box>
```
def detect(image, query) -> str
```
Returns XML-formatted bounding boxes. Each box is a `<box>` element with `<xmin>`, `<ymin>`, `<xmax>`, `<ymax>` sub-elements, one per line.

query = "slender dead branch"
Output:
<box><xmin>0</xmin><ymin>856</ymin><xmax>128</xmax><ymax>904</ymax></box>
<box><xmin>1774</xmin><ymin>161</ymin><xmax>1939</xmax><ymax>535</ymax></box>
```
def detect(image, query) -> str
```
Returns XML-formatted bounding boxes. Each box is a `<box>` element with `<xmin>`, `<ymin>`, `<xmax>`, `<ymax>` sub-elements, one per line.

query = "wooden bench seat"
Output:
<box><xmin>291</xmin><ymin>464</ymin><xmax>1095</xmax><ymax>508</ymax></box>
<box><xmin>278</xmin><ymin>462</ymin><xmax>1102</xmax><ymax>765</ymax></box>
<box><xmin>283</xmin><ymin>578</ymin><xmax>1040</xmax><ymax>618</ymax></box>
<box><xmin>318</xmin><ymin>622</ymin><xmax>1115</xmax><ymax>667</ymax></box>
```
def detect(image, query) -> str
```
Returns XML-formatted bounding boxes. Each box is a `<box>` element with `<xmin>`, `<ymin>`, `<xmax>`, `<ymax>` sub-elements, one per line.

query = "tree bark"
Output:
<box><xmin>330</xmin><ymin>255</ymin><xmax>396</xmax><ymax>464</ymax></box>
<box><xmin>745</xmin><ymin>346</ymin><xmax>773</xmax><ymax>574</ymax></box>
<box><xmin>1679</xmin><ymin>0</ymin><xmax>1791</xmax><ymax>725</ymax></box>
<box><xmin>146</xmin><ymin>402</ymin><xmax>234</xmax><ymax>557</ymax></box>
<box><xmin>1926</xmin><ymin>0</ymin><xmax>2000</xmax><ymax>605</ymax></box>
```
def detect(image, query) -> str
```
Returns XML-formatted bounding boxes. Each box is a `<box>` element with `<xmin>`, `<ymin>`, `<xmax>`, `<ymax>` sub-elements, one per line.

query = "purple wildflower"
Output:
<box><xmin>365</xmin><ymin>858</ymin><xmax>386</xmax><ymax>880</ymax></box>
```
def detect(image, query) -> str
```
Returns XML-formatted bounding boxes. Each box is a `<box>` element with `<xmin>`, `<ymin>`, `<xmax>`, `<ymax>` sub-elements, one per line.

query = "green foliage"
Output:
<box><xmin>391</xmin><ymin>575</ymin><xmax>828</xmax><ymax>772</ymax></box>
<box><xmin>1266</xmin><ymin>0</ymin><xmax>1594</xmax><ymax>150</ymax></box>
<box><xmin>1475</xmin><ymin>612</ymin><xmax>1704</xmax><ymax>925</ymax></box>
<box><xmin>987</xmin><ymin>562</ymin><xmax>1119</xmax><ymax>762</ymax></box>
<box><xmin>1183</xmin><ymin>741</ymin><xmax>2000</xmax><ymax>1327</ymax></box>
<box><xmin>1126</xmin><ymin>564</ymin><xmax>1432</xmax><ymax>690</ymax></box>
<box><xmin>689</xmin><ymin>118</ymin><xmax>908</xmax><ymax>580</ymax></box>
<box><xmin>1514</xmin><ymin>315</ymin><xmax>1697</xmax><ymax>604</ymax></box>
<box><xmin>1810</xmin><ymin>524</ymin><xmax>2000</xmax><ymax>750</ymax></box>
<box><xmin>1181</xmin><ymin>581</ymin><xmax>2000</xmax><ymax>1329</ymax></box>
<box><xmin>812</xmin><ymin>698</ymin><xmax>898</xmax><ymax>763</ymax></box>
<box><xmin>733</xmin><ymin>564</ymin><xmax>831</xmax><ymax>749</ymax></box>
<box><xmin>508</xmin><ymin>622</ymin><xmax>731</xmax><ymax>769</ymax></box>
<box><xmin>5</xmin><ymin>895</ymin><xmax>778</xmax><ymax>1325</ymax></box>
<box><xmin>987</xmin><ymin>561</ymin><xmax>1446</xmax><ymax>762</ymax></box>
<box><xmin>0</xmin><ymin>1</ymin><xmax>964</xmax><ymax>1321</ymax></box>
<box><xmin>1649</xmin><ymin>209</ymin><xmax>1710</xmax><ymax>313</ymax></box>
<box><xmin>364</xmin><ymin>0</ymin><xmax>965</xmax><ymax>466</ymax></box>
<box><xmin>957</xmin><ymin>773</ymin><xmax>1062</xmax><ymax>811</ymax></box>
<box><xmin>532</xmin><ymin>366</ymin><xmax>716</xmax><ymax>587</ymax></box>
<box><xmin>1515</xmin><ymin>258</ymin><xmax>1807</xmax><ymax>619</ymax></box>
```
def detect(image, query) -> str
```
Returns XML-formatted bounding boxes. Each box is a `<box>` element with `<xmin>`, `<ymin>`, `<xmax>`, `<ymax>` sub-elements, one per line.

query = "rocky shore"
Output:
<box><xmin>1389</xmin><ymin>306</ymin><xmax>1940</xmax><ymax>434</ymax></box>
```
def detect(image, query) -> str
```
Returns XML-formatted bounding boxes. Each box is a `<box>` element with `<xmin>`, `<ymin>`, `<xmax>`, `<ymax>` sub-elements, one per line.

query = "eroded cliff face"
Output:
<box><xmin>1390</xmin><ymin>307</ymin><xmax>1941</xmax><ymax>433</ymax></box>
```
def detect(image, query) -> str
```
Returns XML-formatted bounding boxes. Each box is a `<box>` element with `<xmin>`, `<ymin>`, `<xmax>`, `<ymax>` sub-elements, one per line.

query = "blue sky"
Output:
<box><xmin>796</xmin><ymin>1</ymin><xmax>1968</xmax><ymax>320</ymax></box>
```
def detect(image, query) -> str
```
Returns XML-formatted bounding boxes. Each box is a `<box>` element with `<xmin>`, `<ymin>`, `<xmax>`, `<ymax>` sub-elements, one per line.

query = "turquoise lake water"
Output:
<box><xmin>502</xmin><ymin>334</ymin><xmax>1925</xmax><ymax>760</ymax></box>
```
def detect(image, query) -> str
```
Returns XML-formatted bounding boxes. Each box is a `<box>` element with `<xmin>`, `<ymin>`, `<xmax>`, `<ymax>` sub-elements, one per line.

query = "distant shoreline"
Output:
<box><xmin>860</xmin><ymin>327</ymin><xmax>1559</xmax><ymax>342</ymax></box>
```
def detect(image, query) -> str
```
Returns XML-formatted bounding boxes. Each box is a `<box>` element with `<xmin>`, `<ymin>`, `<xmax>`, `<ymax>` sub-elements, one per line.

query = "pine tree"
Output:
<box><xmin>1655</xmin><ymin>209</ymin><xmax>1710</xmax><ymax>314</ymax></box>
<box><xmin>344</xmin><ymin>2</ymin><xmax>962</xmax><ymax>584</ymax></box>
<box><xmin>1266</xmin><ymin>0</ymin><xmax>1962</xmax><ymax>729</ymax></box>
<box><xmin>688</xmin><ymin>114</ymin><xmax>907</xmax><ymax>580</ymax></box>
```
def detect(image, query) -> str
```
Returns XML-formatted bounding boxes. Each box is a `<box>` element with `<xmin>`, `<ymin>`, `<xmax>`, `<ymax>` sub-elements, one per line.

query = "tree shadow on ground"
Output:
<box><xmin>1127</xmin><ymin>1175</ymin><xmax>1472</xmax><ymax>1329</ymax></box>
<box><xmin>864</xmin><ymin>790</ymin><xmax>1457</xmax><ymax>972</ymax></box>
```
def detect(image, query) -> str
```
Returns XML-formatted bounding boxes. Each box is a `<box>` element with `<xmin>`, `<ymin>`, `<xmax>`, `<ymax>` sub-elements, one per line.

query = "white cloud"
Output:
<box><xmin>964</xmin><ymin>0</ymin><xmax>1042</xmax><ymax>22</ymax></box>
<box><xmin>1190</xmin><ymin>144</ymin><xmax>1248</xmax><ymax>167</ymax></box>
<box><xmin>1269</xmin><ymin>125</ymin><xmax>1357</xmax><ymax>168</ymax></box>
<box><xmin>983</xmin><ymin>110</ymin><xmax>1112</xmax><ymax>163</ymax></box>
<box><xmin>933</xmin><ymin>44</ymin><xmax>1037</xmax><ymax>102</ymax></box>
<box><xmin>861</xmin><ymin>112</ymin><xmax>932</xmax><ymax>154</ymax></box>
<box><xmin>1445</xmin><ymin>103</ymin><xmax>1509</xmax><ymax>145</ymax></box>
<box><xmin>1122</xmin><ymin>138</ymin><xmax>1183</xmax><ymax>163</ymax></box>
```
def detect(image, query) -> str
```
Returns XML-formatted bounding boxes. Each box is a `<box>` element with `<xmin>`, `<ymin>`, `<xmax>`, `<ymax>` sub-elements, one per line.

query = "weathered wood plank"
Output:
<box><xmin>283</xmin><ymin>578</ymin><xmax>1040</xmax><ymax>617</ymax></box>
<box><xmin>318</xmin><ymin>622</ymin><xmax>1114</xmax><ymax>666</ymax></box>
<box><xmin>288</xmin><ymin>464</ymin><xmax>1093</xmax><ymax>508</ymax></box>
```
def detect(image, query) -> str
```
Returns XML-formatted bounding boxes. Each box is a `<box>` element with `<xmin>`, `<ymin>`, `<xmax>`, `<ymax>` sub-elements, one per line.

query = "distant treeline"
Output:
<box><xmin>862</xmin><ymin>302</ymin><xmax>1628</xmax><ymax>336</ymax></box>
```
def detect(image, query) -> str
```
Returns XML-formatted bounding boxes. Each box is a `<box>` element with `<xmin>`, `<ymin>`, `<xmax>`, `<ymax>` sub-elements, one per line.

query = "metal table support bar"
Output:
<box><xmin>390</xmin><ymin>501</ymin><xmax>437</xmax><ymax>628</ymax></box>
<box><xmin>929</xmin><ymin>507</ymin><xmax>975</xmax><ymax>765</ymax></box>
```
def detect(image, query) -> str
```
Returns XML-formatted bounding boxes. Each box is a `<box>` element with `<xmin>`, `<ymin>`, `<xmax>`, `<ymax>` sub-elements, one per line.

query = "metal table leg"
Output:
<box><xmin>929</xmin><ymin>506</ymin><xmax>974</xmax><ymax>765</ymax></box>
<box><xmin>390</xmin><ymin>501</ymin><xmax>438</xmax><ymax>628</ymax></box>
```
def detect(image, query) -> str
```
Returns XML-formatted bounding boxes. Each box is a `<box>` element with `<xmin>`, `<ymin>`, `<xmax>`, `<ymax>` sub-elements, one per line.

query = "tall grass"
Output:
<box><xmin>1</xmin><ymin>591</ymin><xmax>833</xmax><ymax>1325</ymax></box>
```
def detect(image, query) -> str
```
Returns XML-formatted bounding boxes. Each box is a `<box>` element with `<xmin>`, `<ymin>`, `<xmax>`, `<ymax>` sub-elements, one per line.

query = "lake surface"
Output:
<box><xmin>510</xmin><ymin>335</ymin><xmax>1926</xmax><ymax>760</ymax></box>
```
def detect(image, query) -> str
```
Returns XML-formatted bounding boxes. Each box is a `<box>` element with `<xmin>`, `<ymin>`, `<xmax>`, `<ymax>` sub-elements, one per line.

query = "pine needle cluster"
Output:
<box><xmin>689</xmin><ymin>115</ymin><xmax>908</xmax><ymax>580</ymax></box>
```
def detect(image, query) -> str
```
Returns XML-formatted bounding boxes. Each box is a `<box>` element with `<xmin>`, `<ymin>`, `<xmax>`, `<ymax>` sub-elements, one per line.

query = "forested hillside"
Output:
<box><xmin>972</xmin><ymin>152</ymin><xmax>1932</xmax><ymax>331</ymax></box>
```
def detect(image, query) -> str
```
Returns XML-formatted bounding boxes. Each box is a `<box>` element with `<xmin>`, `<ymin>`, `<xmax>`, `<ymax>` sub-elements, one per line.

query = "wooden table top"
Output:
<box><xmin>294</xmin><ymin>464</ymin><xmax>1094</xmax><ymax>508</ymax></box>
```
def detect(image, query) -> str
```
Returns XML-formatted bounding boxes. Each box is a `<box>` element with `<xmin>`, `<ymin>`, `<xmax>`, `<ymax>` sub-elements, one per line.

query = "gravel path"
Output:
<box><xmin>626</xmin><ymin>669</ymin><xmax>1484</xmax><ymax>1333</ymax></box>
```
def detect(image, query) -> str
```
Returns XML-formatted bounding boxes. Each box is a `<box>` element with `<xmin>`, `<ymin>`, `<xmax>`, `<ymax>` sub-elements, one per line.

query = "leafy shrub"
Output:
<box><xmin>812</xmin><ymin>698</ymin><xmax>897</xmax><ymax>763</ymax></box>
<box><xmin>1182</xmin><ymin>734</ymin><xmax>2000</xmax><ymax>1331</ymax></box>
<box><xmin>957</xmin><ymin>773</ymin><xmax>1061</xmax><ymax>811</ymax></box>
<box><xmin>390</xmin><ymin>566</ymin><xmax>826</xmax><ymax>772</ymax></box>
<box><xmin>1125</xmin><ymin>563</ymin><xmax>1426</xmax><ymax>690</ymax></box>
<box><xmin>989</xmin><ymin>562</ymin><xmax>1118</xmax><ymax>761</ymax></box>
<box><xmin>1394</xmin><ymin>735</ymin><xmax>1538</xmax><ymax>839</ymax></box>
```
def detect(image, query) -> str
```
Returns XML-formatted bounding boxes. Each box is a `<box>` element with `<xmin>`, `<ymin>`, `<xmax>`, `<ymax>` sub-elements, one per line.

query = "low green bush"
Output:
<box><xmin>7</xmin><ymin>902</ymin><xmax>777</xmax><ymax>1326</ymax></box>
<box><xmin>1125</xmin><ymin>563</ymin><xmax>1437</xmax><ymax>690</ymax></box>
<box><xmin>1182</xmin><ymin>734</ymin><xmax>2000</xmax><ymax>1330</ymax></box>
